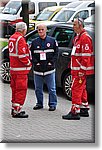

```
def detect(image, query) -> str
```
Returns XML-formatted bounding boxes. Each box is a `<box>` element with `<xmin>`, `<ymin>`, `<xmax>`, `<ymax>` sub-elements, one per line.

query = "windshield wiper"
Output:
<box><xmin>37</xmin><ymin>19</ymin><xmax>43</xmax><ymax>21</ymax></box>
<box><xmin>2</xmin><ymin>12</ymin><xmax>10</xmax><ymax>14</ymax></box>
<box><xmin>53</xmin><ymin>19</ymin><xmax>60</xmax><ymax>22</ymax></box>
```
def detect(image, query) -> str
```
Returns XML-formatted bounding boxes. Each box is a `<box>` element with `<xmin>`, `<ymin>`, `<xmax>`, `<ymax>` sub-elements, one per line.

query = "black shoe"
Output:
<box><xmin>11</xmin><ymin>109</ymin><xmax>25</xmax><ymax>115</ymax></box>
<box><xmin>12</xmin><ymin>112</ymin><xmax>28</xmax><ymax>118</ymax></box>
<box><xmin>80</xmin><ymin>108</ymin><xmax>89</xmax><ymax>117</ymax></box>
<box><xmin>49</xmin><ymin>106</ymin><xmax>56</xmax><ymax>111</ymax></box>
<box><xmin>33</xmin><ymin>105</ymin><xmax>43</xmax><ymax>110</ymax></box>
<box><xmin>62</xmin><ymin>111</ymin><xmax>80</xmax><ymax>120</ymax></box>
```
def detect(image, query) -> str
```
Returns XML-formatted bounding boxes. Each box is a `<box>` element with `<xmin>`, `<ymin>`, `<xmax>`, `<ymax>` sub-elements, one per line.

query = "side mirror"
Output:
<box><xmin>29</xmin><ymin>2</ymin><xmax>35</xmax><ymax>14</ymax></box>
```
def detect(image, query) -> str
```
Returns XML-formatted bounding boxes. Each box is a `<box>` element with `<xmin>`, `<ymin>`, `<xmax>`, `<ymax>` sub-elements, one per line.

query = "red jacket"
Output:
<box><xmin>71</xmin><ymin>29</ymin><xmax>94</xmax><ymax>76</ymax></box>
<box><xmin>9</xmin><ymin>32</ymin><xmax>32</xmax><ymax>74</ymax></box>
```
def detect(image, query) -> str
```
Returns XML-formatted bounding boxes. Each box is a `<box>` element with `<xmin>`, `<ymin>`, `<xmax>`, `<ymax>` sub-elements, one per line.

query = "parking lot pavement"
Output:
<box><xmin>0</xmin><ymin>81</ymin><xmax>95</xmax><ymax>143</ymax></box>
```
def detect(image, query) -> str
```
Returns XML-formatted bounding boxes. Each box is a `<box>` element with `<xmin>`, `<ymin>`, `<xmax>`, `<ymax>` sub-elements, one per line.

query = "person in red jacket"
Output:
<box><xmin>9</xmin><ymin>22</ymin><xmax>32</xmax><ymax>118</ymax></box>
<box><xmin>62</xmin><ymin>18</ymin><xmax>94</xmax><ymax>120</ymax></box>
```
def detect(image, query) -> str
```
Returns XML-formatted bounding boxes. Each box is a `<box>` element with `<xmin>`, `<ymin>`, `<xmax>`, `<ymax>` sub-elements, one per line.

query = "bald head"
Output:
<box><xmin>37</xmin><ymin>23</ymin><xmax>47</xmax><ymax>30</ymax></box>
<box><xmin>37</xmin><ymin>23</ymin><xmax>47</xmax><ymax>39</ymax></box>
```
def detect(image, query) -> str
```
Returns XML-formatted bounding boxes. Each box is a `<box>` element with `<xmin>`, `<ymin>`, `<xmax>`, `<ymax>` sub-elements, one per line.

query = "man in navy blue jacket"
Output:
<box><xmin>30</xmin><ymin>24</ymin><xmax>58</xmax><ymax>111</ymax></box>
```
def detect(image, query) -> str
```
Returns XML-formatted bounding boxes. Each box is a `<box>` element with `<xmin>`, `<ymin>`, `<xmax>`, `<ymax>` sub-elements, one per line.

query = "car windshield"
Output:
<box><xmin>36</xmin><ymin>10</ymin><xmax>54</xmax><ymax>21</ymax></box>
<box><xmin>52</xmin><ymin>9</ymin><xmax>75</xmax><ymax>22</ymax></box>
<box><xmin>2</xmin><ymin>1</ymin><xmax>21</xmax><ymax>15</ymax></box>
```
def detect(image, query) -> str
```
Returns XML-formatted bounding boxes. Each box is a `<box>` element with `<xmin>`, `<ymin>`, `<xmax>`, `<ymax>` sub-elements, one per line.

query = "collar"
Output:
<box><xmin>39</xmin><ymin>35</ymin><xmax>47</xmax><ymax>41</ymax></box>
<box><xmin>74</xmin><ymin>29</ymin><xmax>86</xmax><ymax>45</ymax></box>
<box><xmin>78</xmin><ymin>29</ymin><xmax>86</xmax><ymax>38</ymax></box>
<box><xmin>15</xmin><ymin>32</ymin><xmax>23</xmax><ymax>37</ymax></box>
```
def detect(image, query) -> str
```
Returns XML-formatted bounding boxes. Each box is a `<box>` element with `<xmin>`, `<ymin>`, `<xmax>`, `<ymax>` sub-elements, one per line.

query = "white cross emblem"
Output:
<box><xmin>9</xmin><ymin>42</ymin><xmax>14</xmax><ymax>52</ymax></box>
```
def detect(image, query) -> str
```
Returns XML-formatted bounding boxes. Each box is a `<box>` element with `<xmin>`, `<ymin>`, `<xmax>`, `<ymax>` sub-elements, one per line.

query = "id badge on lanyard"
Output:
<box><xmin>40</xmin><ymin>52</ymin><xmax>46</xmax><ymax>60</ymax></box>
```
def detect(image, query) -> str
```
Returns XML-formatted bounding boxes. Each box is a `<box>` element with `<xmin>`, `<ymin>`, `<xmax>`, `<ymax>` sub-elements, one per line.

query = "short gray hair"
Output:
<box><xmin>72</xmin><ymin>18</ymin><xmax>84</xmax><ymax>27</ymax></box>
<box><xmin>16</xmin><ymin>22</ymin><xmax>27</xmax><ymax>32</ymax></box>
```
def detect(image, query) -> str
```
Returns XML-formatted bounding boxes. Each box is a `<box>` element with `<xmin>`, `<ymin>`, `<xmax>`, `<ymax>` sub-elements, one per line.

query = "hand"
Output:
<box><xmin>36</xmin><ymin>63</ymin><xmax>40</xmax><ymax>66</ymax></box>
<box><xmin>27</xmin><ymin>43</ymin><xmax>31</xmax><ymax>49</ymax></box>
<box><xmin>29</xmin><ymin>44</ymin><xmax>31</xmax><ymax>49</ymax></box>
<box><xmin>48</xmin><ymin>62</ymin><xmax>52</xmax><ymax>65</ymax></box>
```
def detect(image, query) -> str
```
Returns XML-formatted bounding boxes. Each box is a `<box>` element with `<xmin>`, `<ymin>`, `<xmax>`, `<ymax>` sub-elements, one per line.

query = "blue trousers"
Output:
<box><xmin>34</xmin><ymin>72</ymin><xmax>57</xmax><ymax>107</ymax></box>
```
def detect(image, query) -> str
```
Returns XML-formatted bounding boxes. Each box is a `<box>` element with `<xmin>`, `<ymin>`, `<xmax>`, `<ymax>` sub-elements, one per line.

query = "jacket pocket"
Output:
<box><xmin>16</xmin><ymin>75</ymin><xmax>28</xmax><ymax>89</ymax></box>
<box><xmin>47</xmin><ymin>62</ymin><xmax>54</xmax><ymax>71</ymax></box>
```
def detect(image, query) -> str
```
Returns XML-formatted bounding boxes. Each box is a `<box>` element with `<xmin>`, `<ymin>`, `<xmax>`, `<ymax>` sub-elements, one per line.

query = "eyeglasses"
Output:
<box><xmin>38</xmin><ymin>29</ymin><xmax>44</xmax><ymax>31</ymax></box>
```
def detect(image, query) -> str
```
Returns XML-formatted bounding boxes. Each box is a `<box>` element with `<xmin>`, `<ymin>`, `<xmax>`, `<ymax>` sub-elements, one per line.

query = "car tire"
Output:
<box><xmin>0</xmin><ymin>59</ymin><xmax>11</xmax><ymax>83</ymax></box>
<box><xmin>63</xmin><ymin>73</ymin><xmax>72</xmax><ymax>100</ymax></box>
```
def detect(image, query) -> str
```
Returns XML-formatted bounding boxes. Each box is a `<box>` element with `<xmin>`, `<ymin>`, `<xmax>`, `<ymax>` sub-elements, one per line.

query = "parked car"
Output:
<box><xmin>51</xmin><ymin>0</ymin><xmax>95</xmax><ymax>23</ymax></box>
<box><xmin>84</xmin><ymin>14</ymin><xmax>95</xmax><ymax>25</ymax></box>
<box><xmin>0</xmin><ymin>0</ymin><xmax>72</xmax><ymax>37</ymax></box>
<box><xmin>0</xmin><ymin>0</ymin><xmax>70</xmax><ymax>21</ymax></box>
<box><xmin>0</xmin><ymin>23</ymin><xmax>95</xmax><ymax>100</ymax></box>
<box><xmin>62</xmin><ymin>0</ymin><xmax>95</xmax><ymax>10</ymax></box>
<box><xmin>29</xmin><ymin>5</ymin><xmax>64</xmax><ymax>31</ymax></box>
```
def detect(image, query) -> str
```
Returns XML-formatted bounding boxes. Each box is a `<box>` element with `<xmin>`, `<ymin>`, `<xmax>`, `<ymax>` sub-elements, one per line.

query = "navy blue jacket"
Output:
<box><xmin>30</xmin><ymin>36</ymin><xmax>58</xmax><ymax>75</ymax></box>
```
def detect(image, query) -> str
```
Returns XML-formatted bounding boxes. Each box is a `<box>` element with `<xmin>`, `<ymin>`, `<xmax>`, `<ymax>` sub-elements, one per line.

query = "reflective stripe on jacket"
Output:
<box><xmin>30</xmin><ymin>36</ymin><xmax>58</xmax><ymax>75</ymax></box>
<box><xmin>71</xmin><ymin>29</ymin><xmax>94</xmax><ymax>76</ymax></box>
<box><xmin>9</xmin><ymin>32</ymin><xmax>31</xmax><ymax>74</ymax></box>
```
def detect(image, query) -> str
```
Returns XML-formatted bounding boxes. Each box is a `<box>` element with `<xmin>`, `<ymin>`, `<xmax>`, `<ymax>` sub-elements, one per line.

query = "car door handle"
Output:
<box><xmin>62</xmin><ymin>52</ymin><xmax>70</xmax><ymax>57</ymax></box>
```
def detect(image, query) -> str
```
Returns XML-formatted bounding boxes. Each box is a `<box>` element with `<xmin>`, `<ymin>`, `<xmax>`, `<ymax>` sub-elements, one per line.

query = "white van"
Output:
<box><xmin>51</xmin><ymin>0</ymin><xmax>95</xmax><ymax>23</ymax></box>
<box><xmin>0</xmin><ymin>0</ymin><xmax>75</xmax><ymax>22</ymax></box>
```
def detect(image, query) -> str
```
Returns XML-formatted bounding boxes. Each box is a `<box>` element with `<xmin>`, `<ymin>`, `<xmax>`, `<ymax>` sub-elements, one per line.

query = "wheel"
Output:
<box><xmin>63</xmin><ymin>73</ymin><xmax>72</xmax><ymax>100</ymax></box>
<box><xmin>0</xmin><ymin>59</ymin><xmax>11</xmax><ymax>83</ymax></box>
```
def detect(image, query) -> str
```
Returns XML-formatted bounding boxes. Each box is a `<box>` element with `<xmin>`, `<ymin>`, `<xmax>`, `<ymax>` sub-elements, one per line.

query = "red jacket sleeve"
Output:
<box><xmin>80</xmin><ymin>34</ymin><xmax>93</xmax><ymax>73</ymax></box>
<box><xmin>17</xmin><ymin>37</ymin><xmax>32</xmax><ymax>67</ymax></box>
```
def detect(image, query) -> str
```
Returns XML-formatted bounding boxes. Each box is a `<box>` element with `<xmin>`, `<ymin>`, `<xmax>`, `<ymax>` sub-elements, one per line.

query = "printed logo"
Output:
<box><xmin>76</xmin><ymin>44</ymin><xmax>80</xmax><ymax>49</ymax></box>
<box><xmin>9</xmin><ymin>42</ymin><xmax>14</xmax><ymax>52</ymax></box>
<box><xmin>85</xmin><ymin>44</ymin><xmax>89</xmax><ymax>50</ymax></box>
<box><xmin>47</xmin><ymin>43</ymin><xmax>50</xmax><ymax>47</ymax></box>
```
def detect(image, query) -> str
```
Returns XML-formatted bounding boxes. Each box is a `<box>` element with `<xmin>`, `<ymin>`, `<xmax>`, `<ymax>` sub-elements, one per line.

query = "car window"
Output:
<box><xmin>59</xmin><ymin>2</ymin><xmax>71</xmax><ymax>6</ymax></box>
<box><xmin>2</xmin><ymin>1</ymin><xmax>21</xmax><ymax>15</ymax></box>
<box><xmin>27</xmin><ymin>31</ymin><xmax>38</xmax><ymax>45</ymax></box>
<box><xmin>52</xmin><ymin>9</ymin><xmax>75</xmax><ymax>22</ymax></box>
<box><xmin>38</xmin><ymin>2</ymin><xmax>57</xmax><ymax>12</ymax></box>
<box><xmin>88</xmin><ymin>2</ymin><xmax>95</xmax><ymax>7</ymax></box>
<box><xmin>74</xmin><ymin>10</ymin><xmax>89</xmax><ymax>20</ymax></box>
<box><xmin>36</xmin><ymin>10</ymin><xmax>54</xmax><ymax>21</ymax></box>
<box><xmin>91</xmin><ymin>9</ymin><xmax>95</xmax><ymax>15</ymax></box>
<box><xmin>52</xmin><ymin>27</ymin><xmax>74</xmax><ymax>47</ymax></box>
